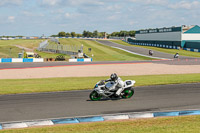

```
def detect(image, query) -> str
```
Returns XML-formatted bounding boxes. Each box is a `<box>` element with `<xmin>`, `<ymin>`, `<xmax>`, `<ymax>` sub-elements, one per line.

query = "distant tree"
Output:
<box><xmin>111</xmin><ymin>32</ymin><xmax>119</xmax><ymax>37</ymax></box>
<box><xmin>129</xmin><ymin>30</ymin><xmax>136</xmax><ymax>37</ymax></box>
<box><xmin>58</xmin><ymin>31</ymin><xmax>66</xmax><ymax>37</ymax></box>
<box><xmin>83</xmin><ymin>30</ymin><xmax>93</xmax><ymax>37</ymax></box>
<box><xmin>83</xmin><ymin>30</ymin><xmax>87</xmax><ymax>37</ymax></box>
<box><xmin>16</xmin><ymin>35</ymin><xmax>23</xmax><ymax>37</ymax></box>
<box><xmin>51</xmin><ymin>35</ymin><xmax>58</xmax><ymax>37</ymax></box>
<box><xmin>88</xmin><ymin>31</ymin><xmax>93</xmax><ymax>37</ymax></box>
<box><xmin>98</xmin><ymin>32</ymin><xmax>105</xmax><ymax>38</ymax></box>
<box><xmin>66</xmin><ymin>32</ymin><xmax>71</xmax><ymax>37</ymax></box>
<box><xmin>76</xmin><ymin>34</ymin><xmax>82</xmax><ymax>37</ymax></box>
<box><xmin>119</xmin><ymin>31</ymin><xmax>128</xmax><ymax>37</ymax></box>
<box><xmin>93</xmin><ymin>30</ymin><xmax>98</xmax><ymax>38</ymax></box>
<box><xmin>71</xmin><ymin>32</ymin><xmax>76</xmax><ymax>37</ymax></box>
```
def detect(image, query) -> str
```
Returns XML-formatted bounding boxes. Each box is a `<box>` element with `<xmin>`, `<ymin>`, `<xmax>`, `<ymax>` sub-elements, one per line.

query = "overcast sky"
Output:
<box><xmin>0</xmin><ymin>0</ymin><xmax>200</xmax><ymax>36</ymax></box>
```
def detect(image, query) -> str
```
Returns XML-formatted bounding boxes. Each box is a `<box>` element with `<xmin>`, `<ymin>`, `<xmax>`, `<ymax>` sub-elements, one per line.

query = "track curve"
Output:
<box><xmin>0</xmin><ymin>83</ymin><xmax>200</xmax><ymax>123</ymax></box>
<box><xmin>96</xmin><ymin>40</ymin><xmax>198</xmax><ymax>59</ymax></box>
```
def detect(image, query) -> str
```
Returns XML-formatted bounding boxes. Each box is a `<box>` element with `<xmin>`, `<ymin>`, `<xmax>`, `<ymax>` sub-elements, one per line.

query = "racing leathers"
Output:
<box><xmin>105</xmin><ymin>77</ymin><xmax>124</xmax><ymax>96</ymax></box>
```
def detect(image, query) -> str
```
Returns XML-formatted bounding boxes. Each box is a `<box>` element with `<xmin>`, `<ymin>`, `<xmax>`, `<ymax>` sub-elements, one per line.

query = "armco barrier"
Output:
<box><xmin>127</xmin><ymin>41</ymin><xmax>200</xmax><ymax>52</ymax></box>
<box><xmin>1</xmin><ymin>109</ymin><xmax>200</xmax><ymax>130</ymax></box>
<box><xmin>69</xmin><ymin>58</ymin><xmax>92</xmax><ymax>62</ymax></box>
<box><xmin>183</xmin><ymin>48</ymin><xmax>200</xmax><ymax>52</ymax></box>
<box><xmin>0</xmin><ymin>58</ymin><xmax>44</xmax><ymax>63</ymax></box>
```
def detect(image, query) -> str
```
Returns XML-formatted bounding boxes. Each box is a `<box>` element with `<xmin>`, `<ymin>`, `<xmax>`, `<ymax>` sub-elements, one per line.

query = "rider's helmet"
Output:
<box><xmin>110</xmin><ymin>73</ymin><xmax>118</xmax><ymax>81</ymax></box>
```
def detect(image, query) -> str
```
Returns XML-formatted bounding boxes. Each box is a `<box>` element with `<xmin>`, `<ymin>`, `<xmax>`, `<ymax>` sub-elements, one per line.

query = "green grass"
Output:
<box><xmin>110</xmin><ymin>40</ymin><xmax>200</xmax><ymax>57</ymax></box>
<box><xmin>0</xmin><ymin>73</ymin><xmax>200</xmax><ymax>95</ymax></box>
<box><xmin>58</xmin><ymin>39</ymin><xmax>153</xmax><ymax>61</ymax></box>
<box><xmin>2</xmin><ymin>115</ymin><xmax>200</xmax><ymax>133</ymax></box>
<box><xmin>0</xmin><ymin>39</ymin><xmax>46</xmax><ymax>58</ymax></box>
<box><xmin>0</xmin><ymin>39</ymin><xmax>153</xmax><ymax>61</ymax></box>
<box><xmin>35</xmin><ymin>50</ymin><xmax>70</xmax><ymax>59</ymax></box>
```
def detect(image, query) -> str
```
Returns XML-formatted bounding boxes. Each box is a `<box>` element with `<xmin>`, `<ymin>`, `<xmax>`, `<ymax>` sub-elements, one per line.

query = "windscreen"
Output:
<box><xmin>105</xmin><ymin>81</ymin><xmax>115</xmax><ymax>89</ymax></box>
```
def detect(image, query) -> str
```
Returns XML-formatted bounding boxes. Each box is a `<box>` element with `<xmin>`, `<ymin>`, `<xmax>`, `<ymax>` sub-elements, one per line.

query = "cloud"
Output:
<box><xmin>129</xmin><ymin>21</ymin><xmax>137</xmax><ymax>26</ymax></box>
<box><xmin>107</xmin><ymin>15</ymin><xmax>118</xmax><ymax>20</ymax></box>
<box><xmin>106</xmin><ymin>4</ymin><xmax>122</xmax><ymax>11</ymax></box>
<box><xmin>8</xmin><ymin>16</ymin><xmax>15</xmax><ymax>22</ymax></box>
<box><xmin>1</xmin><ymin>0</ymin><xmax>200</xmax><ymax>36</ymax></box>
<box><xmin>65</xmin><ymin>13</ymin><xmax>70</xmax><ymax>17</ymax></box>
<box><xmin>169</xmin><ymin>1</ymin><xmax>200</xmax><ymax>9</ymax></box>
<box><xmin>129</xmin><ymin>0</ymin><xmax>169</xmax><ymax>6</ymax></box>
<box><xmin>40</xmin><ymin>0</ymin><xmax>104</xmax><ymax>7</ymax></box>
<box><xmin>0</xmin><ymin>0</ymin><xmax>23</xmax><ymax>6</ymax></box>
<box><xmin>22</xmin><ymin>11</ymin><xmax>44</xmax><ymax>17</ymax></box>
<box><xmin>69</xmin><ymin>0</ymin><xmax>104</xmax><ymax>6</ymax></box>
<box><xmin>40</xmin><ymin>0</ymin><xmax>62</xmax><ymax>6</ymax></box>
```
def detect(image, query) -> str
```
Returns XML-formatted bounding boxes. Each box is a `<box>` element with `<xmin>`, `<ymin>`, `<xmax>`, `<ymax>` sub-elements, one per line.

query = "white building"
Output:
<box><xmin>128</xmin><ymin>25</ymin><xmax>200</xmax><ymax>52</ymax></box>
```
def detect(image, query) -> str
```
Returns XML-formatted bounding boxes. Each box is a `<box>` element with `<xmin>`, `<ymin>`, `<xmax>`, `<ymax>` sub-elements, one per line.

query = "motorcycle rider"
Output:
<box><xmin>105</xmin><ymin>73</ymin><xmax>124</xmax><ymax>97</ymax></box>
<box><xmin>174</xmin><ymin>53</ymin><xmax>179</xmax><ymax>58</ymax></box>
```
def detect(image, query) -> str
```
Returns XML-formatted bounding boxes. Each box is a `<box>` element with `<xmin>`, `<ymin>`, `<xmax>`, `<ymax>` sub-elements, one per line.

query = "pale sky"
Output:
<box><xmin>0</xmin><ymin>0</ymin><xmax>199</xmax><ymax>36</ymax></box>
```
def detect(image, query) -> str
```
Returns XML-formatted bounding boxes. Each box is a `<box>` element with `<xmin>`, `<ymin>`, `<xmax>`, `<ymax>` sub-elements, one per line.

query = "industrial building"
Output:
<box><xmin>127</xmin><ymin>25</ymin><xmax>200</xmax><ymax>52</ymax></box>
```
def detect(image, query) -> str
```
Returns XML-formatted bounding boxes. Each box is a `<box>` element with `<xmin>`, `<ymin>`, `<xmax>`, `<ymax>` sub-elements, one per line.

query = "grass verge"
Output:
<box><xmin>0</xmin><ymin>73</ymin><xmax>200</xmax><ymax>95</ymax></box>
<box><xmin>59</xmin><ymin>39</ymin><xmax>153</xmax><ymax>61</ymax></box>
<box><xmin>0</xmin><ymin>39</ymin><xmax>154</xmax><ymax>61</ymax></box>
<box><xmin>110</xmin><ymin>40</ymin><xmax>200</xmax><ymax>57</ymax></box>
<box><xmin>2</xmin><ymin>115</ymin><xmax>200</xmax><ymax>133</ymax></box>
<box><xmin>0</xmin><ymin>39</ymin><xmax>46</xmax><ymax>58</ymax></box>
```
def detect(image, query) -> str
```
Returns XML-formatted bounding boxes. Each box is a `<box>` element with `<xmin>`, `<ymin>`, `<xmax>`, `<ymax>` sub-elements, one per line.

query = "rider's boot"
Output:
<box><xmin>116</xmin><ymin>88</ymin><xmax>123</xmax><ymax>96</ymax></box>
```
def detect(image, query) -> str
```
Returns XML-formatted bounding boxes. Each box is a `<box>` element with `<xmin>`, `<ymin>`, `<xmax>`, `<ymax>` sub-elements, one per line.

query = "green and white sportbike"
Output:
<box><xmin>89</xmin><ymin>80</ymin><xmax>135</xmax><ymax>101</ymax></box>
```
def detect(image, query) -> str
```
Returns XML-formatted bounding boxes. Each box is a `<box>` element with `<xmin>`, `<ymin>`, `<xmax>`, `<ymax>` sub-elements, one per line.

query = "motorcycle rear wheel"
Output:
<box><xmin>90</xmin><ymin>91</ymin><xmax>102</xmax><ymax>101</ymax></box>
<box><xmin>122</xmin><ymin>88</ymin><xmax>134</xmax><ymax>99</ymax></box>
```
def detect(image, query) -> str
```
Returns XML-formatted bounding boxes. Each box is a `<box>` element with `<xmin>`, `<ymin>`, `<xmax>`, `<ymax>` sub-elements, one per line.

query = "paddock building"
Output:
<box><xmin>127</xmin><ymin>25</ymin><xmax>200</xmax><ymax>52</ymax></box>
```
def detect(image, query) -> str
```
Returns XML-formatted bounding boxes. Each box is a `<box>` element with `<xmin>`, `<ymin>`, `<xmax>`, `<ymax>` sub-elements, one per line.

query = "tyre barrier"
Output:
<box><xmin>0</xmin><ymin>109</ymin><xmax>200</xmax><ymax>130</ymax></box>
<box><xmin>44</xmin><ymin>58</ymin><xmax>55</xmax><ymax>61</ymax></box>
<box><xmin>0</xmin><ymin>58</ymin><xmax>44</xmax><ymax>63</ymax></box>
<box><xmin>183</xmin><ymin>48</ymin><xmax>200</xmax><ymax>52</ymax></box>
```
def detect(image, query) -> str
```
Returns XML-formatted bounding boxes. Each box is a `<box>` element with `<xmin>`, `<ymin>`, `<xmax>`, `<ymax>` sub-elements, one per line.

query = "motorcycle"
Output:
<box><xmin>149</xmin><ymin>50</ymin><xmax>153</xmax><ymax>56</ymax></box>
<box><xmin>89</xmin><ymin>80</ymin><xmax>135</xmax><ymax>101</ymax></box>
<box><xmin>174</xmin><ymin>53</ymin><xmax>179</xmax><ymax>58</ymax></box>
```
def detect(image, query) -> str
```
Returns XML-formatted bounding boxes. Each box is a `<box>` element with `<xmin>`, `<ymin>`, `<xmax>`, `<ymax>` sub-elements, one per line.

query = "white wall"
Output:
<box><xmin>136</xmin><ymin>32</ymin><xmax>181</xmax><ymax>41</ymax></box>
<box><xmin>182</xmin><ymin>34</ymin><xmax>200</xmax><ymax>41</ymax></box>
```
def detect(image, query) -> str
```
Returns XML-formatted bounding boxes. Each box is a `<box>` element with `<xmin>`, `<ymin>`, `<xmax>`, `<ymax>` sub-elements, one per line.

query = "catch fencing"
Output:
<box><xmin>38</xmin><ymin>40</ymin><xmax>82</xmax><ymax>55</ymax></box>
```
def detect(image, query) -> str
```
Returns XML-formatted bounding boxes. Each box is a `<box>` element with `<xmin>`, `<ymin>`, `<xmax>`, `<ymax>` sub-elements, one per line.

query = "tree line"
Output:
<box><xmin>51</xmin><ymin>30</ymin><xmax>135</xmax><ymax>38</ymax></box>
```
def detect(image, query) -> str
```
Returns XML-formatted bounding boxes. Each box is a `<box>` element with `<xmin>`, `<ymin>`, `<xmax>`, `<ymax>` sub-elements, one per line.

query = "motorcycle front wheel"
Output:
<box><xmin>89</xmin><ymin>91</ymin><xmax>102</xmax><ymax>101</ymax></box>
<box><xmin>122</xmin><ymin>88</ymin><xmax>134</xmax><ymax>99</ymax></box>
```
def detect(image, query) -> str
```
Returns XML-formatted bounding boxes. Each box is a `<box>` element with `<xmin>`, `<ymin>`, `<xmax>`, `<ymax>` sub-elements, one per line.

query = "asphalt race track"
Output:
<box><xmin>96</xmin><ymin>40</ymin><xmax>198</xmax><ymax>59</ymax></box>
<box><xmin>0</xmin><ymin>83</ymin><xmax>200</xmax><ymax>123</ymax></box>
<box><xmin>0</xmin><ymin>40</ymin><xmax>200</xmax><ymax>123</ymax></box>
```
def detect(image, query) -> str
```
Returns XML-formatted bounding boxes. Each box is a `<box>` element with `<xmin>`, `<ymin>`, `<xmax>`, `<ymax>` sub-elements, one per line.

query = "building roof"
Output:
<box><xmin>184</xmin><ymin>25</ymin><xmax>200</xmax><ymax>33</ymax></box>
<box><xmin>136</xmin><ymin>26</ymin><xmax>181</xmax><ymax>34</ymax></box>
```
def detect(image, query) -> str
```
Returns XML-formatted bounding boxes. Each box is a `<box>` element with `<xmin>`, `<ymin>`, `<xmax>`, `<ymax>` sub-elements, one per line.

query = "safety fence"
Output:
<box><xmin>38</xmin><ymin>40</ymin><xmax>81</xmax><ymax>55</ymax></box>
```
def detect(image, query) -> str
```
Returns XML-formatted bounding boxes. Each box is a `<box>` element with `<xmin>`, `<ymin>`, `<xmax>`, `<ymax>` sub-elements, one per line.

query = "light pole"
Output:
<box><xmin>9</xmin><ymin>48</ymin><xmax>12</xmax><ymax>58</ymax></box>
